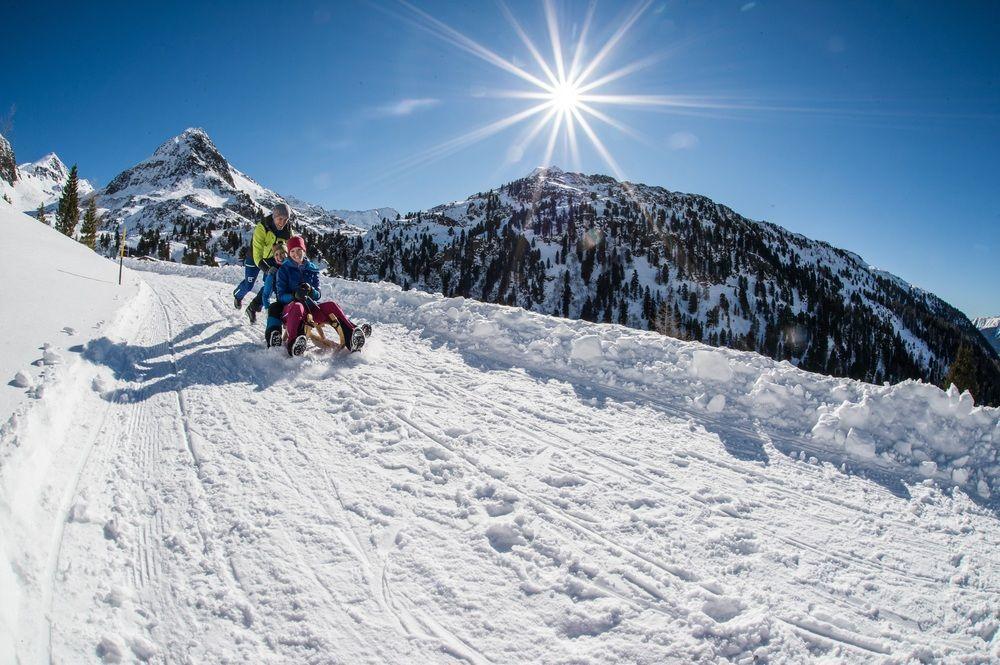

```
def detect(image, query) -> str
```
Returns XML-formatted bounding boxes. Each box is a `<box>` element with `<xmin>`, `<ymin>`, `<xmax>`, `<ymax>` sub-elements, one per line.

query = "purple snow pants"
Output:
<box><xmin>283</xmin><ymin>300</ymin><xmax>356</xmax><ymax>339</ymax></box>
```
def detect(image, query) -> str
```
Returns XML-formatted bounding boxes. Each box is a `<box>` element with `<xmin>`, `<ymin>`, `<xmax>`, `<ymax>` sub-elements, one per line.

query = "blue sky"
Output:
<box><xmin>3</xmin><ymin>1</ymin><xmax>998</xmax><ymax>317</ymax></box>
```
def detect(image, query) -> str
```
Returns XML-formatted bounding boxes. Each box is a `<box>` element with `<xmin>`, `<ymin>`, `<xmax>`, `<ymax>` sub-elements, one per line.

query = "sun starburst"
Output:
<box><xmin>377</xmin><ymin>0</ymin><xmax>717</xmax><ymax>182</ymax></box>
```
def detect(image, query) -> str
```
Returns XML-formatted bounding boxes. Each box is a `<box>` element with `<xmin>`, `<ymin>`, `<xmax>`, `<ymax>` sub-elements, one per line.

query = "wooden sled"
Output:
<box><xmin>304</xmin><ymin>312</ymin><xmax>347</xmax><ymax>351</ymax></box>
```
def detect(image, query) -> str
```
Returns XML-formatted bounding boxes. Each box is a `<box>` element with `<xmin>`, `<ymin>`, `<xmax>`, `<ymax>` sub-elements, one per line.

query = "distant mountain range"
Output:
<box><xmin>2</xmin><ymin>128</ymin><xmax>997</xmax><ymax>403</ymax></box>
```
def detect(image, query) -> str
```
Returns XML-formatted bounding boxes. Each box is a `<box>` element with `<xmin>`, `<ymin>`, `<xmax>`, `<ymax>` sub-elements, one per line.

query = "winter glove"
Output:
<box><xmin>294</xmin><ymin>283</ymin><xmax>312</xmax><ymax>302</ymax></box>
<box><xmin>259</xmin><ymin>257</ymin><xmax>277</xmax><ymax>272</ymax></box>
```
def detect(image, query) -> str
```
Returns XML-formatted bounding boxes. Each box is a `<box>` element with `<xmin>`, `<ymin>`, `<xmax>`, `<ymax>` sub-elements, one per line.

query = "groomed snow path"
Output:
<box><xmin>44</xmin><ymin>268</ymin><xmax>999</xmax><ymax>663</ymax></box>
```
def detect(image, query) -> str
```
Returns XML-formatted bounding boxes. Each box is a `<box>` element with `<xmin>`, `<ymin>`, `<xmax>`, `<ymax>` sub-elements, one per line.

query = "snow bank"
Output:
<box><xmin>0</xmin><ymin>207</ymin><xmax>140</xmax><ymax>662</ymax></box>
<box><xmin>0</xmin><ymin>207</ymin><xmax>138</xmax><ymax>423</ymax></box>
<box><xmin>128</xmin><ymin>261</ymin><xmax>1000</xmax><ymax>500</ymax></box>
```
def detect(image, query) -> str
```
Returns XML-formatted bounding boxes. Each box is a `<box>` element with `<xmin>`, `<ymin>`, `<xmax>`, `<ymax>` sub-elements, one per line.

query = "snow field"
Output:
<box><xmin>34</xmin><ymin>260</ymin><xmax>988</xmax><ymax>662</ymax></box>
<box><xmin>1</xmin><ymin>246</ymin><xmax>998</xmax><ymax>662</ymax></box>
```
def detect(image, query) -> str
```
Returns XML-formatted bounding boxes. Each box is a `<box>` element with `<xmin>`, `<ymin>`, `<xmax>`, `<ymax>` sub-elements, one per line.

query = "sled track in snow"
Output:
<box><xmin>189</xmin><ymin>279</ymin><xmax>488</xmax><ymax>662</ymax></box>
<box><xmin>347</xmin><ymin>327</ymin><xmax>989</xmax><ymax>655</ymax></box>
<box><xmin>158</xmin><ymin>283</ymin><xmax>379</xmax><ymax>657</ymax></box>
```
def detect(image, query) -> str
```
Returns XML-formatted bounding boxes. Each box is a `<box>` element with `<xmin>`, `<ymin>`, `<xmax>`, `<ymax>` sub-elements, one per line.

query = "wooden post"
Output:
<box><xmin>118</xmin><ymin>222</ymin><xmax>126</xmax><ymax>285</ymax></box>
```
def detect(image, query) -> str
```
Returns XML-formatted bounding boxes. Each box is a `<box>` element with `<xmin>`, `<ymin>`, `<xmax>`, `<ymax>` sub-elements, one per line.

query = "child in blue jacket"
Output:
<box><xmin>264</xmin><ymin>236</ymin><xmax>369</xmax><ymax>355</ymax></box>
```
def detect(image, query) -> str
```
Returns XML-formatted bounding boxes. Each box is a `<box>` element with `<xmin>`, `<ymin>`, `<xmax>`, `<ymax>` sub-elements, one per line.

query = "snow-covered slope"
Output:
<box><xmin>2</xmin><ymin>245</ymin><xmax>998</xmax><ymax>662</ymax></box>
<box><xmin>93</xmin><ymin>128</ymin><xmax>371</xmax><ymax>263</ymax></box>
<box><xmin>0</xmin><ymin>206</ymin><xmax>136</xmax><ymax>423</ymax></box>
<box><xmin>976</xmin><ymin>316</ymin><xmax>1000</xmax><ymax>354</ymax></box>
<box><xmin>0</xmin><ymin>207</ymin><xmax>140</xmax><ymax>664</ymax></box>
<box><xmin>319</xmin><ymin>166</ymin><xmax>1000</xmax><ymax>405</ymax></box>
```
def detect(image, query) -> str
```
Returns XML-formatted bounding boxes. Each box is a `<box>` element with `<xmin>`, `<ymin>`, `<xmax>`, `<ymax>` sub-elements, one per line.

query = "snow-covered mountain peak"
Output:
<box><xmin>95</xmin><ymin>128</ymin><xmax>374</xmax><ymax>262</ymax></box>
<box><xmin>523</xmin><ymin>165</ymin><xmax>600</xmax><ymax>192</ymax></box>
<box><xmin>19</xmin><ymin>152</ymin><xmax>68</xmax><ymax>181</ymax></box>
<box><xmin>151</xmin><ymin>126</ymin><xmax>218</xmax><ymax>161</ymax></box>
<box><xmin>104</xmin><ymin>126</ymin><xmax>236</xmax><ymax>196</ymax></box>
<box><xmin>528</xmin><ymin>165</ymin><xmax>564</xmax><ymax>178</ymax></box>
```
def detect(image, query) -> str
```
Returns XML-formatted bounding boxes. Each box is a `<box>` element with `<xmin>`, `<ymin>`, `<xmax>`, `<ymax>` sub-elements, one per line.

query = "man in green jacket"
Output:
<box><xmin>233</xmin><ymin>203</ymin><xmax>293</xmax><ymax>308</ymax></box>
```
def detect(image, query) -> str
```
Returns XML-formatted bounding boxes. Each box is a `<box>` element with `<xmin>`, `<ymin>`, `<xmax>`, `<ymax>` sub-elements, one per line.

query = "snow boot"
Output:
<box><xmin>349</xmin><ymin>326</ymin><xmax>366</xmax><ymax>352</ymax></box>
<box><xmin>266</xmin><ymin>328</ymin><xmax>282</xmax><ymax>349</ymax></box>
<box><xmin>361</xmin><ymin>322</ymin><xmax>372</xmax><ymax>338</ymax></box>
<box><xmin>245</xmin><ymin>292</ymin><xmax>264</xmax><ymax>324</ymax></box>
<box><xmin>233</xmin><ymin>293</ymin><xmax>242</xmax><ymax>309</ymax></box>
<box><xmin>288</xmin><ymin>334</ymin><xmax>308</xmax><ymax>357</ymax></box>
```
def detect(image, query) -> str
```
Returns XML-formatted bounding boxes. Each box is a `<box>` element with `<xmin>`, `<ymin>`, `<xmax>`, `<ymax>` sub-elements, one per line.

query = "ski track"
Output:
<box><xmin>41</xmin><ymin>269</ymin><xmax>1000</xmax><ymax>663</ymax></box>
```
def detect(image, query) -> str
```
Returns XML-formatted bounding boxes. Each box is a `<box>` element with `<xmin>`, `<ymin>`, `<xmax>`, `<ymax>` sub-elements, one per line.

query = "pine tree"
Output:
<box><xmin>561</xmin><ymin>270</ymin><xmax>572</xmax><ymax>318</ymax></box>
<box><xmin>79</xmin><ymin>197</ymin><xmax>99</xmax><ymax>249</ymax></box>
<box><xmin>944</xmin><ymin>344</ymin><xmax>978</xmax><ymax>399</ymax></box>
<box><xmin>55</xmin><ymin>164</ymin><xmax>80</xmax><ymax>237</ymax></box>
<box><xmin>36</xmin><ymin>203</ymin><xmax>48</xmax><ymax>225</ymax></box>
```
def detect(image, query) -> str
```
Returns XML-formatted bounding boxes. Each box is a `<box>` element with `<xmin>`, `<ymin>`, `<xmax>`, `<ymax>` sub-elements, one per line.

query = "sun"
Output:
<box><xmin>550</xmin><ymin>82</ymin><xmax>581</xmax><ymax>113</ymax></box>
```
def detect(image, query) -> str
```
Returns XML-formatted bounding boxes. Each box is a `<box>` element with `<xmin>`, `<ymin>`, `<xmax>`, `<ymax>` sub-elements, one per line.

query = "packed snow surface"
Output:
<box><xmin>1</xmin><ymin>251</ymin><xmax>998</xmax><ymax>662</ymax></box>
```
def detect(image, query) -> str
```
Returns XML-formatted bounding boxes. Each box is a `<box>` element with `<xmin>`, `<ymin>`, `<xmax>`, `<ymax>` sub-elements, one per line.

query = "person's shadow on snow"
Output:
<box><xmin>71</xmin><ymin>322</ymin><xmax>294</xmax><ymax>402</ymax></box>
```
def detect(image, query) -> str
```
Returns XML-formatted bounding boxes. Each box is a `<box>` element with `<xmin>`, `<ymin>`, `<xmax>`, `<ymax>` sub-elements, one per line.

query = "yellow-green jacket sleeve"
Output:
<box><xmin>251</xmin><ymin>223</ymin><xmax>271</xmax><ymax>267</ymax></box>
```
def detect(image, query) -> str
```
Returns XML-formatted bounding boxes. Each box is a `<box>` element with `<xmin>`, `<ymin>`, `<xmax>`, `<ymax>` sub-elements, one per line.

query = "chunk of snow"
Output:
<box><xmin>844</xmin><ymin>428</ymin><xmax>877</xmax><ymax>460</ymax></box>
<box><xmin>706</xmin><ymin>394</ymin><xmax>727</xmax><ymax>413</ymax></box>
<box><xmin>570</xmin><ymin>335</ymin><xmax>603</xmax><ymax>362</ymax></box>
<box><xmin>92</xmin><ymin>375</ymin><xmax>110</xmax><ymax>393</ymax></box>
<box><xmin>12</xmin><ymin>370</ymin><xmax>33</xmax><ymax>388</ymax></box>
<box><xmin>97</xmin><ymin>635</ymin><xmax>126</xmax><ymax>663</ymax></box>
<box><xmin>471</xmin><ymin>319</ymin><xmax>498</xmax><ymax>338</ymax></box>
<box><xmin>42</xmin><ymin>348</ymin><xmax>63</xmax><ymax>365</ymax></box>
<box><xmin>484</xmin><ymin>523</ymin><xmax>526</xmax><ymax>552</ymax></box>
<box><xmin>691</xmin><ymin>349</ymin><xmax>733</xmax><ymax>382</ymax></box>
<box><xmin>129</xmin><ymin>636</ymin><xmax>158</xmax><ymax>661</ymax></box>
